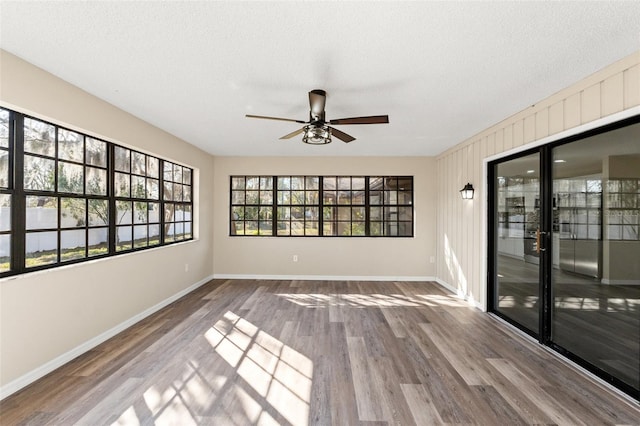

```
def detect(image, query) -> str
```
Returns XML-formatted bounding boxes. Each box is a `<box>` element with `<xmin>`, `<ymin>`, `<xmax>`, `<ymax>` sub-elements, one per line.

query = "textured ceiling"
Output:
<box><xmin>1</xmin><ymin>1</ymin><xmax>639</xmax><ymax>157</ymax></box>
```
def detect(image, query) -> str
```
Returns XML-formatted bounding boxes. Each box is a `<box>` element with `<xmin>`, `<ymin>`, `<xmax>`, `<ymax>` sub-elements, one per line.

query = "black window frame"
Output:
<box><xmin>0</xmin><ymin>107</ymin><xmax>194</xmax><ymax>278</ymax></box>
<box><xmin>230</xmin><ymin>175</ymin><xmax>414</xmax><ymax>237</ymax></box>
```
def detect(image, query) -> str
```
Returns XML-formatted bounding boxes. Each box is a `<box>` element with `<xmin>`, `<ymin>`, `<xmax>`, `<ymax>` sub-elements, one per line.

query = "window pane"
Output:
<box><xmin>165</xmin><ymin>204</ymin><xmax>175</xmax><ymax>223</ymax></box>
<box><xmin>352</xmin><ymin>222</ymin><xmax>365</xmax><ymax>236</ymax></box>
<box><xmin>115</xmin><ymin>172</ymin><xmax>130</xmax><ymax>197</ymax></box>
<box><xmin>25</xmin><ymin>231</ymin><xmax>57</xmax><ymax>267</ymax></box>
<box><xmin>147</xmin><ymin>178</ymin><xmax>159</xmax><ymax>200</ymax></box>
<box><xmin>305</xmin><ymin>221</ymin><xmax>319</xmax><ymax>235</ymax></box>
<box><xmin>323</xmin><ymin>177</ymin><xmax>336</xmax><ymax>190</ymax></box>
<box><xmin>58</xmin><ymin>162</ymin><xmax>84</xmax><ymax>193</ymax></box>
<box><xmin>60</xmin><ymin>198</ymin><xmax>86</xmax><ymax>228</ymax></box>
<box><xmin>259</xmin><ymin>221</ymin><xmax>272</xmax><ymax>235</ymax></box>
<box><xmin>0</xmin><ymin>150</ymin><xmax>8</xmax><ymax>189</ymax></box>
<box><xmin>231</xmin><ymin>221</ymin><xmax>244</xmax><ymax>235</ymax></box>
<box><xmin>114</xmin><ymin>146</ymin><xmax>130</xmax><ymax>172</ymax></box>
<box><xmin>398</xmin><ymin>191</ymin><xmax>412</xmax><ymax>204</ymax></box>
<box><xmin>231</xmin><ymin>190</ymin><xmax>244</xmax><ymax>204</ymax></box>
<box><xmin>175</xmin><ymin>205</ymin><xmax>184</xmax><ymax>221</ymax></box>
<box><xmin>183</xmin><ymin>185</ymin><xmax>191</xmax><ymax>202</ymax></box>
<box><xmin>116</xmin><ymin>201</ymin><xmax>133</xmax><ymax>225</ymax></box>
<box><xmin>165</xmin><ymin>223</ymin><xmax>175</xmax><ymax>242</ymax></box>
<box><xmin>24</xmin><ymin>155</ymin><xmax>55</xmax><ymax>191</ymax></box>
<box><xmin>245</xmin><ymin>221</ymin><xmax>258</xmax><ymax>235</ymax></box>
<box><xmin>86</xmin><ymin>166</ymin><xmax>107</xmax><ymax>195</ymax></box>
<box><xmin>291</xmin><ymin>177</ymin><xmax>304</xmax><ymax>190</ymax></box>
<box><xmin>148</xmin><ymin>203</ymin><xmax>160</xmax><ymax>223</ymax></box>
<box><xmin>134</xmin><ymin>225</ymin><xmax>147</xmax><ymax>248</ymax></box>
<box><xmin>60</xmin><ymin>229</ymin><xmax>86</xmax><ymax>262</ymax></box>
<box><xmin>352</xmin><ymin>177</ymin><xmax>365</xmax><ymax>190</ymax></box>
<box><xmin>149</xmin><ymin>224</ymin><xmax>160</xmax><ymax>245</ymax></box>
<box><xmin>398</xmin><ymin>222</ymin><xmax>412</xmax><ymax>236</ymax></box>
<box><xmin>246</xmin><ymin>191</ymin><xmax>259</xmax><ymax>204</ymax></box>
<box><xmin>174</xmin><ymin>222</ymin><xmax>184</xmax><ymax>239</ymax></box>
<box><xmin>259</xmin><ymin>176</ymin><xmax>271</xmax><ymax>190</ymax></box>
<box><xmin>134</xmin><ymin>202</ymin><xmax>148</xmax><ymax>224</ymax></box>
<box><xmin>0</xmin><ymin>234</ymin><xmax>10</xmax><ymax>272</ymax></box>
<box><xmin>132</xmin><ymin>175</ymin><xmax>146</xmax><ymax>198</ymax></box>
<box><xmin>85</xmin><ymin>137</ymin><xmax>107</xmax><ymax>167</ymax></box>
<box><xmin>132</xmin><ymin>152</ymin><xmax>146</xmax><ymax>175</ymax></box>
<box><xmin>88</xmin><ymin>199</ymin><xmax>108</xmax><ymax>226</ymax></box>
<box><xmin>399</xmin><ymin>206</ymin><xmax>412</xmax><ymax>221</ymax></box>
<box><xmin>163</xmin><ymin>182</ymin><xmax>172</xmax><ymax>200</ymax></box>
<box><xmin>277</xmin><ymin>177</ymin><xmax>290</xmax><ymax>190</ymax></box>
<box><xmin>173</xmin><ymin>183</ymin><xmax>183</xmax><ymax>201</ymax></box>
<box><xmin>147</xmin><ymin>156</ymin><xmax>159</xmax><ymax>178</ymax></box>
<box><xmin>370</xmin><ymin>222</ymin><xmax>382</xmax><ymax>236</ymax></box>
<box><xmin>24</xmin><ymin>118</ymin><xmax>55</xmax><ymax>156</ymax></box>
<box><xmin>232</xmin><ymin>176</ymin><xmax>245</xmax><ymax>190</ymax></box>
<box><xmin>323</xmin><ymin>191</ymin><xmax>336</xmax><ymax>205</ymax></box>
<box><xmin>184</xmin><ymin>222</ymin><xmax>192</xmax><ymax>239</ymax></box>
<box><xmin>0</xmin><ymin>109</ymin><xmax>9</xmax><ymax>148</ymax></box>
<box><xmin>0</xmin><ymin>194</ymin><xmax>10</xmax><ymax>231</ymax></box>
<box><xmin>338</xmin><ymin>177</ymin><xmax>350</xmax><ymax>190</ymax></box>
<box><xmin>369</xmin><ymin>177</ymin><xmax>383</xmax><ymax>191</ymax></box>
<box><xmin>164</xmin><ymin>162</ymin><xmax>173</xmax><ymax>182</ymax></box>
<box><xmin>174</xmin><ymin>166</ymin><xmax>183</xmax><ymax>184</ymax></box>
<box><xmin>26</xmin><ymin>196</ymin><xmax>57</xmax><ymax>229</ymax></box>
<box><xmin>116</xmin><ymin>226</ymin><xmax>132</xmax><ymax>251</ymax></box>
<box><xmin>58</xmin><ymin>129</ymin><xmax>84</xmax><ymax>162</ymax></box>
<box><xmin>88</xmin><ymin>227</ymin><xmax>108</xmax><ymax>257</ymax></box>
<box><xmin>305</xmin><ymin>176</ymin><xmax>319</xmax><ymax>190</ymax></box>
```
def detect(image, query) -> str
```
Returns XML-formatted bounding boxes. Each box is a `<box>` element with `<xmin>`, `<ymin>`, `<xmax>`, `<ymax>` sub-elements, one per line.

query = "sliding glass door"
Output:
<box><xmin>492</xmin><ymin>152</ymin><xmax>542</xmax><ymax>334</ymax></box>
<box><xmin>489</xmin><ymin>117</ymin><xmax>640</xmax><ymax>400</ymax></box>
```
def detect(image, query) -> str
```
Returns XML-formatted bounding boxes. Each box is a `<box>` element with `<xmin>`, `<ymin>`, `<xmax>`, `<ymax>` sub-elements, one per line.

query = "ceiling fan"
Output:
<box><xmin>246</xmin><ymin>89</ymin><xmax>389</xmax><ymax>144</ymax></box>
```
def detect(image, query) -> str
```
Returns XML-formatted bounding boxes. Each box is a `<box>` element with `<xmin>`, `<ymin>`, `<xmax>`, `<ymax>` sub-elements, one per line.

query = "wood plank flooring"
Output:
<box><xmin>1</xmin><ymin>279</ymin><xmax>639</xmax><ymax>425</ymax></box>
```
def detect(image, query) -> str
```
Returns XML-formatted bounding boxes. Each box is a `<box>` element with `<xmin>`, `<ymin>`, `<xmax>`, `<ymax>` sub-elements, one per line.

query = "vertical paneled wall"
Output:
<box><xmin>435</xmin><ymin>51</ymin><xmax>640</xmax><ymax>310</ymax></box>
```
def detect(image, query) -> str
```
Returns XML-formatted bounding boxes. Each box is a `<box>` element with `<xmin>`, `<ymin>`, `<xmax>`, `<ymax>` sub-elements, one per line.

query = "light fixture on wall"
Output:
<box><xmin>460</xmin><ymin>183</ymin><xmax>474</xmax><ymax>200</ymax></box>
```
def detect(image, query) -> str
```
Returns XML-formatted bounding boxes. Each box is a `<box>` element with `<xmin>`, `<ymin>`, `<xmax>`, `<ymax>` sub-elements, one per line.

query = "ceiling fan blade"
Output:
<box><xmin>329</xmin><ymin>127</ymin><xmax>356</xmax><ymax>143</ymax></box>
<box><xmin>246</xmin><ymin>114</ymin><xmax>306</xmax><ymax>124</ymax></box>
<box><xmin>279</xmin><ymin>128</ymin><xmax>305</xmax><ymax>139</ymax></box>
<box><xmin>329</xmin><ymin>115</ymin><xmax>389</xmax><ymax>125</ymax></box>
<box><xmin>309</xmin><ymin>89</ymin><xmax>327</xmax><ymax>120</ymax></box>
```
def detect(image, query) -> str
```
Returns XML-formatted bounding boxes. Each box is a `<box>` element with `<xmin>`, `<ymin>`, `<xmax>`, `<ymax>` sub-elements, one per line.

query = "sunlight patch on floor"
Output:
<box><xmin>205</xmin><ymin>310</ymin><xmax>313</xmax><ymax>425</ymax></box>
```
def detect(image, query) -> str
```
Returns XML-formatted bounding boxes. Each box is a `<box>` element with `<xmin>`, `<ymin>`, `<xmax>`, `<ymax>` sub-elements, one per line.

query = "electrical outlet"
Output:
<box><xmin>430</xmin><ymin>256</ymin><xmax>435</xmax><ymax>263</ymax></box>
<box><xmin>185</xmin><ymin>263</ymin><xmax>189</xmax><ymax>272</ymax></box>
<box><xmin>293</xmin><ymin>255</ymin><xmax>298</xmax><ymax>262</ymax></box>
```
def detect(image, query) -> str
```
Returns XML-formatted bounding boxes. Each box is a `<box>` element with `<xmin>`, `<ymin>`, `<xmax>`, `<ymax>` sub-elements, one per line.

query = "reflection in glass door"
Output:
<box><xmin>493</xmin><ymin>153</ymin><xmax>541</xmax><ymax>334</ymax></box>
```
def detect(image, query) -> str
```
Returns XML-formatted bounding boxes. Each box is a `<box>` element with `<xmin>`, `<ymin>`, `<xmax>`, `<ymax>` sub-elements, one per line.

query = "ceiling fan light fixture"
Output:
<box><xmin>302</xmin><ymin>125</ymin><xmax>331</xmax><ymax>145</ymax></box>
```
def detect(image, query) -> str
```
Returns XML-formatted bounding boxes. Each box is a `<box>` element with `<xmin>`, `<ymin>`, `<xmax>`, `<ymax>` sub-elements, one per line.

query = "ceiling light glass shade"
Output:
<box><xmin>302</xmin><ymin>125</ymin><xmax>331</xmax><ymax>145</ymax></box>
<box><xmin>460</xmin><ymin>182</ymin><xmax>474</xmax><ymax>199</ymax></box>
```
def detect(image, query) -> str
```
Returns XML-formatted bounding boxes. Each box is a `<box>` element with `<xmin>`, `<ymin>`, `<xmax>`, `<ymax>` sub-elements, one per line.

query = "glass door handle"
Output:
<box><xmin>536</xmin><ymin>229</ymin><xmax>547</xmax><ymax>253</ymax></box>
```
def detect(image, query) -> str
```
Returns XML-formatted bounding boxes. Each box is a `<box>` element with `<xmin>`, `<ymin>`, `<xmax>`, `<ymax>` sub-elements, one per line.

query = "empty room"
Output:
<box><xmin>1</xmin><ymin>2</ymin><xmax>639</xmax><ymax>425</ymax></box>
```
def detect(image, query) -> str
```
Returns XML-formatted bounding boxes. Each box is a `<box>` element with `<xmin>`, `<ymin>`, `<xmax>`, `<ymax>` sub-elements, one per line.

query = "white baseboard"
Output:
<box><xmin>0</xmin><ymin>274</ymin><xmax>214</xmax><ymax>401</ymax></box>
<box><xmin>434</xmin><ymin>278</ymin><xmax>485</xmax><ymax>311</ymax></box>
<box><xmin>213</xmin><ymin>274</ymin><xmax>435</xmax><ymax>282</ymax></box>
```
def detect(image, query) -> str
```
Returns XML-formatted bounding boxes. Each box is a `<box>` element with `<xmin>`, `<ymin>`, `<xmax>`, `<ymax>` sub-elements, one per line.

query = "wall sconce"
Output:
<box><xmin>460</xmin><ymin>183</ymin><xmax>474</xmax><ymax>200</ymax></box>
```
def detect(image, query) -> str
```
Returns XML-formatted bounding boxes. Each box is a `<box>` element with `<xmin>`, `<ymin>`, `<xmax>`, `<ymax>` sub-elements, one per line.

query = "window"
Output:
<box><xmin>0</xmin><ymin>107</ymin><xmax>194</xmax><ymax>278</ymax></box>
<box><xmin>0</xmin><ymin>109</ymin><xmax>12</xmax><ymax>272</ymax></box>
<box><xmin>230</xmin><ymin>175</ymin><xmax>413</xmax><ymax>237</ymax></box>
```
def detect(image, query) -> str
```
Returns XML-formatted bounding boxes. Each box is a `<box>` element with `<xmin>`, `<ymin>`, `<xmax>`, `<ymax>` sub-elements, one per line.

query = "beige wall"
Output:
<box><xmin>0</xmin><ymin>50</ymin><xmax>215</xmax><ymax>390</ymax></box>
<box><xmin>213</xmin><ymin>156</ymin><xmax>436</xmax><ymax>279</ymax></box>
<box><xmin>436</xmin><ymin>50</ymin><xmax>640</xmax><ymax>309</ymax></box>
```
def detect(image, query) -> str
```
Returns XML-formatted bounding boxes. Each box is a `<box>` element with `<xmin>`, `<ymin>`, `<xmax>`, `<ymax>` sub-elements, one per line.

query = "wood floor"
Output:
<box><xmin>1</xmin><ymin>279</ymin><xmax>639</xmax><ymax>425</ymax></box>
